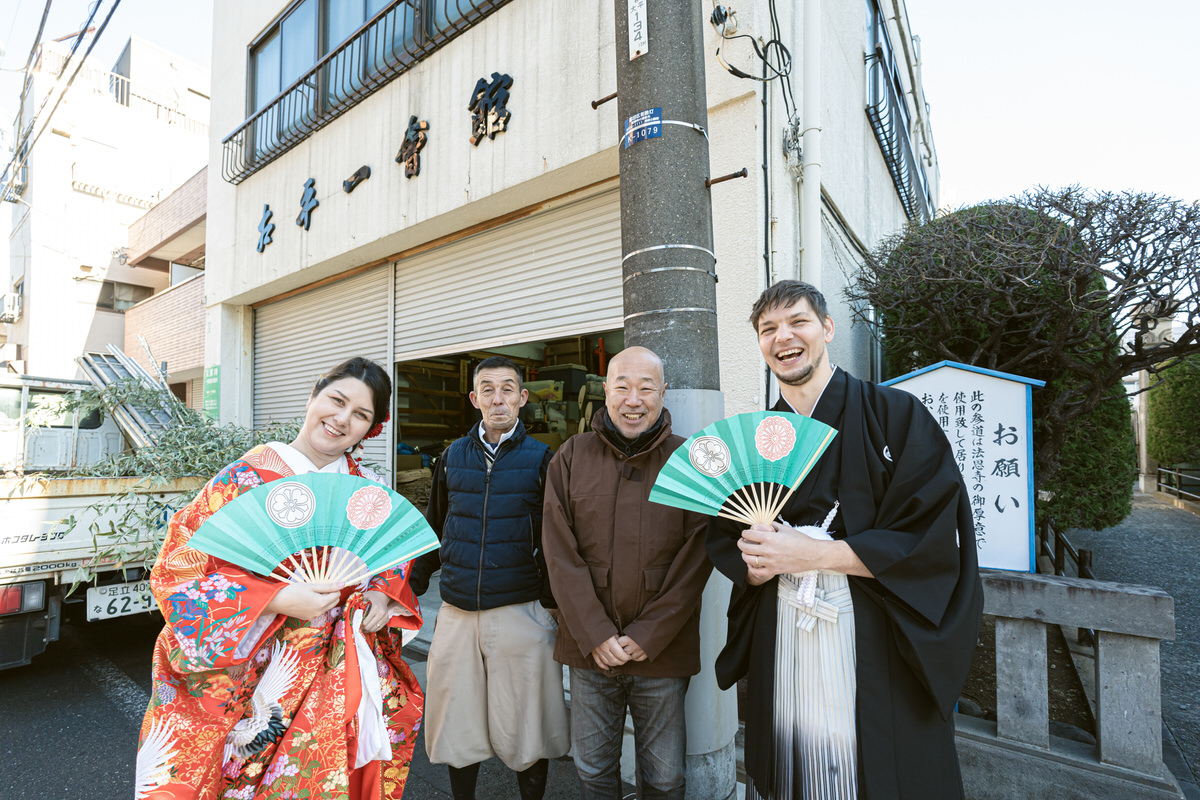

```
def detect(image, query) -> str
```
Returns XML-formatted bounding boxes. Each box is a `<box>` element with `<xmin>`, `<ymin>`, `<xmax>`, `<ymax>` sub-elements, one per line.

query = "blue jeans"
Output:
<box><xmin>569</xmin><ymin>667</ymin><xmax>688</xmax><ymax>800</ymax></box>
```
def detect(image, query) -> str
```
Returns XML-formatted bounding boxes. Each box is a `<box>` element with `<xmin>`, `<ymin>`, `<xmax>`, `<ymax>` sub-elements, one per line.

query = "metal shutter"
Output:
<box><xmin>393</xmin><ymin>189</ymin><xmax>622</xmax><ymax>360</ymax></box>
<box><xmin>253</xmin><ymin>266</ymin><xmax>392</xmax><ymax>472</ymax></box>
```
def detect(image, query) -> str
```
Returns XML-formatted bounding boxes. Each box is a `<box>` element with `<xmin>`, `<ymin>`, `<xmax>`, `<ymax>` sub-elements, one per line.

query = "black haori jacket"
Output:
<box><xmin>411</xmin><ymin>420</ymin><xmax>554</xmax><ymax>610</ymax></box>
<box><xmin>707</xmin><ymin>369</ymin><xmax>984</xmax><ymax>799</ymax></box>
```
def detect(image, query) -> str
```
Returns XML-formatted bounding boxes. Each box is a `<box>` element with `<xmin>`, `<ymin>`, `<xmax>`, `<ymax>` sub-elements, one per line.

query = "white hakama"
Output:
<box><xmin>749</xmin><ymin>506</ymin><xmax>858</xmax><ymax>800</ymax></box>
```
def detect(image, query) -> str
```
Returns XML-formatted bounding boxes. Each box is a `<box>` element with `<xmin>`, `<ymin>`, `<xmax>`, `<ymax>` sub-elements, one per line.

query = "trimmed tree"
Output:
<box><xmin>847</xmin><ymin>187</ymin><xmax>1199</xmax><ymax>529</ymax></box>
<box><xmin>1147</xmin><ymin>356</ymin><xmax>1200</xmax><ymax>467</ymax></box>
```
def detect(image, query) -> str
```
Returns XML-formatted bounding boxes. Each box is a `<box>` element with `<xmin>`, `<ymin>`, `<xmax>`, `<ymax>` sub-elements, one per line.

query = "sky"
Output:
<box><xmin>0</xmin><ymin>0</ymin><xmax>1195</xmax><ymax>215</ymax></box>
<box><xmin>905</xmin><ymin>0</ymin><xmax>1199</xmax><ymax>208</ymax></box>
<box><xmin>0</xmin><ymin>0</ymin><xmax>214</xmax><ymax>150</ymax></box>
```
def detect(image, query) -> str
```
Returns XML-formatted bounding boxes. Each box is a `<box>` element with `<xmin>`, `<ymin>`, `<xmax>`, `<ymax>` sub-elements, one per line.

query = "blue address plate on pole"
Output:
<box><xmin>625</xmin><ymin>107</ymin><xmax>663</xmax><ymax>148</ymax></box>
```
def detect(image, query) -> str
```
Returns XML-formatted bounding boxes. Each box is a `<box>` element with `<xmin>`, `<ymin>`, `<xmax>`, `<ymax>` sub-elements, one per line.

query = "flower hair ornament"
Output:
<box><xmin>349</xmin><ymin>410</ymin><xmax>391</xmax><ymax>466</ymax></box>
<box><xmin>363</xmin><ymin>409</ymin><xmax>391</xmax><ymax>442</ymax></box>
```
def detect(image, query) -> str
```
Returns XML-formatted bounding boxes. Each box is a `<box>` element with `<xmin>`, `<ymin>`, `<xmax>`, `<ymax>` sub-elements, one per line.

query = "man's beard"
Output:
<box><xmin>777</xmin><ymin>363</ymin><xmax>815</xmax><ymax>386</ymax></box>
<box><xmin>773</xmin><ymin>349</ymin><xmax>824</xmax><ymax>386</ymax></box>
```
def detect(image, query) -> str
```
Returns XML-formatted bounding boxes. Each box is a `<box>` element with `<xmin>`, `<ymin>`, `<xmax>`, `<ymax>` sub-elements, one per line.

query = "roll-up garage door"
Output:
<box><xmin>253</xmin><ymin>266</ymin><xmax>391</xmax><ymax>472</ymax></box>
<box><xmin>393</xmin><ymin>189</ymin><xmax>621</xmax><ymax>360</ymax></box>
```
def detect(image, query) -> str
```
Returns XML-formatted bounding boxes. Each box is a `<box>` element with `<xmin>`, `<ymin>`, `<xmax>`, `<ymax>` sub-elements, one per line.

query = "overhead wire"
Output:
<box><xmin>2</xmin><ymin>0</ymin><xmax>31</xmax><ymax>63</ymax></box>
<box><xmin>10</xmin><ymin>0</ymin><xmax>54</xmax><ymax>156</ymax></box>
<box><xmin>766</xmin><ymin>0</ymin><xmax>798</xmax><ymax>122</ymax></box>
<box><xmin>2</xmin><ymin>0</ymin><xmax>121</xmax><ymax>202</ymax></box>
<box><xmin>710</xmin><ymin>0</ymin><xmax>798</xmax><ymax>121</ymax></box>
<box><xmin>14</xmin><ymin>2</ymin><xmax>99</xmax><ymax>156</ymax></box>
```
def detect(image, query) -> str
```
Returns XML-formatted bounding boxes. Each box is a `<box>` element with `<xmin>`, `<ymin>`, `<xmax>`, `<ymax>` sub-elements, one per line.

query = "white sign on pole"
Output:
<box><xmin>628</xmin><ymin>0</ymin><xmax>648</xmax><ymax>60</ymax></box>
<box><xmin>884</xmin><ymin>361</ymin><xmax>1045</xmax><ymax>572</ymax></box>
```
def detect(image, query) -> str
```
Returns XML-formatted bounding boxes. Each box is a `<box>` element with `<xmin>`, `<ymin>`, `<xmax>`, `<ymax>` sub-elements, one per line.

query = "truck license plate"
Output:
<box><xmin>86</xmin><ymin>580</ymin><xmax>155</xmax><ymax>621</ymax></box>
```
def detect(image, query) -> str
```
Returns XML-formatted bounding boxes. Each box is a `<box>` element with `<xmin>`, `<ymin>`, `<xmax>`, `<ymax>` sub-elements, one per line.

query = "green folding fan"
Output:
<box><xmin>649</xmin><ymin>410</ymin><xmax>837</xmax><ymax>525</ymax></box>
<box><xmin>188</xmin><ymin>473</ymin><xmax>439</xmax><ymax>585</ymax></box>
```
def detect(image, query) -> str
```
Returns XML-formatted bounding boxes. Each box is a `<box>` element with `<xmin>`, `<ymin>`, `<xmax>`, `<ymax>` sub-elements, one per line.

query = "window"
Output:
<box><xmin>325</xmin><ymin>0</ymin><xmax>417</xmax><ymax>104</ymax></box>
<box><xmin>0</xmin><ymin>388</ymin><xmax>20</xmax><ymax>424</ymax></box>
<box><xmin>251</xmin><ymin>0</ymin><xmax>319</xmax><ymax>156</ymax></box>
<box><xmin>28</xmin><ymin>391</ymin><xmax>102</xmax><ymax>429</ymax></box>
<box><xmin>0</xmin><ymin>388</ymin><xmax>102</xmax><ymax>429</ymax></box>
<box><xmin>96</xmin><ymin>281</ymin><xmax>153</xmax><ymax>312</ymax></box>
<box><xmin>227</xmin><ymin>1</ymin><xmax>505</xmax><ymax>183</ymax></box>
<box><xmin>429</xmin><ymin>1</ymin><xmax>469</xmax><ymax>33</ymax></box>
<box><xmin>251</xmin><ymin>1</ymin><xmax>437</xmax><ymax>112</ymax></box>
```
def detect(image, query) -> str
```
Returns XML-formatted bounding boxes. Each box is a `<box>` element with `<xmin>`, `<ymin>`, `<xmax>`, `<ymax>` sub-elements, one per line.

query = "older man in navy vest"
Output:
<box><xmin>411</xmin><ymin>356</ymin><xmax>568</xmax><ymax>800</ymax></box>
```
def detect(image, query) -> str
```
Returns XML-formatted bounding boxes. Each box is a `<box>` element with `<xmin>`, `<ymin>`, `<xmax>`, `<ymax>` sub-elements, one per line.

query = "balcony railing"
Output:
<box><xmin>221</xmin><ymin>0</ymin><xmax>511</xmax><ymax>185</ymax></box>
<box><xmin>864</xmin><ymin>1</ymin><xmax>934</xmax><ymax>223</ymax></box>
<box><xmin>35</xmin><ymin>50</ymin><xmax>209</xmax><ymax>138</ymax></box>
<box><xmin>1</xmin><ymin>163</ymin><xmax>26</xmax><ymax>203</ymax></box>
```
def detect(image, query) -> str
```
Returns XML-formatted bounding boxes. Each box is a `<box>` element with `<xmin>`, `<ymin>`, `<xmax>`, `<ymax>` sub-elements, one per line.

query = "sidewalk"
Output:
<box><xmin>1067</xmin><ymin>492</ymin><xmax>1200</xmax><ymax>800</ymax></box>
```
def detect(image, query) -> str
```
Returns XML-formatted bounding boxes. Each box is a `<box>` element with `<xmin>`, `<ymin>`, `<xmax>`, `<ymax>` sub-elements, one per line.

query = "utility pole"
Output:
<box><xmin>613</xmin><ymin>2</ymin><xmax>737</xmax><ymax>798</ymax></box>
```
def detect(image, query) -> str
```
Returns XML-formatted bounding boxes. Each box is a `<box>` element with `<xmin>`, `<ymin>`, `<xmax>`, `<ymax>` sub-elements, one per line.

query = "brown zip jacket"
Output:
<box><xmin>543</xmin><ymin>408</ymin><xmax>711</xmax><ymax>677</ymax></box>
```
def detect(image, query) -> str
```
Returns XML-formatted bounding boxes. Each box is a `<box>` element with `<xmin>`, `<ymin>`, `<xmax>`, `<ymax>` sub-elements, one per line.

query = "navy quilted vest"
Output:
<box><xmin>437</xmin><ymin>422</ymin><xmax>550</xmax><ymax>611</ymax></box>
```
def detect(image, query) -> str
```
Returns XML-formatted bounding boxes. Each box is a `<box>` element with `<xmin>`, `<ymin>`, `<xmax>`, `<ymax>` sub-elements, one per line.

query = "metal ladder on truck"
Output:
<box><xmin>76</xmin><ymin>342</ymin><xmax>181</xmax><ymax>448</ymax></box>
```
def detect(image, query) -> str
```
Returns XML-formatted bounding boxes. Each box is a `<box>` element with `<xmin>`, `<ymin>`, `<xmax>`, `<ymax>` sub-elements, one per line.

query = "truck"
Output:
<box><xmin>0</xmin><ymin>375</ymin><xmax>202</xmax><ymax>669</ymax></box>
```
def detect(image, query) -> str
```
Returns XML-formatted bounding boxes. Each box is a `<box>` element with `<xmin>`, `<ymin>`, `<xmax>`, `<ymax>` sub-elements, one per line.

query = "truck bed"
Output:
<box><xmin>0</xmin><ymin>476</ymin><xmax>206</xmax><ymax>583</ymax></box>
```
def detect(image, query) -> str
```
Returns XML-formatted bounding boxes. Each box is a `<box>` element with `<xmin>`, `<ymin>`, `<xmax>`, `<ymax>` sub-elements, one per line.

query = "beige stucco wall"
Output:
<box><xmin>207</xmin><ymin>0</ymin><xmax>620</xmax><ymax>307</ymax></box>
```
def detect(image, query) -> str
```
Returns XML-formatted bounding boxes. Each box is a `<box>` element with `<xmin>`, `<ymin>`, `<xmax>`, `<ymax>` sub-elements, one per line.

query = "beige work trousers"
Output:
<box><xmin>424</xmin><ymin>599</ymin><xmax>570</xmax><ymax>771</ymax></box>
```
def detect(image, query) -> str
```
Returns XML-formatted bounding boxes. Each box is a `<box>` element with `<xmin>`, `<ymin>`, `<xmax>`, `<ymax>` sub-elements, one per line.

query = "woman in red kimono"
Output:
<box><xmin>135</xmin><ymin>357</ymin><xmax>423</xmax><ymax>800</ymax></box>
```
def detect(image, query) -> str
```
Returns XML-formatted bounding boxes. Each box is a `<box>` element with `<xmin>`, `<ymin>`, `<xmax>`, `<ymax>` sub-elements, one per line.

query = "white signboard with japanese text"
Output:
<box><xmin>884</xmin><ymin>362</ymin><xmax>1044</xmax><ymax>572</ymax></box>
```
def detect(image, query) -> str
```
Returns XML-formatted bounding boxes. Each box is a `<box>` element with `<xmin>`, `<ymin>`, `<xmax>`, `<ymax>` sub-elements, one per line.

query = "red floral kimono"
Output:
<box><xmin>135</xmin><ymin>445</ymin><xmax>423</xmax><ymax>800</ymax></box>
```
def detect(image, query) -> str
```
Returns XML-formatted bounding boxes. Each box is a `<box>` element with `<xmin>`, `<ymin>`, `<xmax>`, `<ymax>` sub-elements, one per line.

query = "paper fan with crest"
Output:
<box><xmin>649</xmin><ymin>411</ymin><xmax>837</xmax><ymax>525</ymax></box>
<box><xmin>187</xmin><ymin>473</ymin><xmax>439</xmax><ymax>585</ymax></box>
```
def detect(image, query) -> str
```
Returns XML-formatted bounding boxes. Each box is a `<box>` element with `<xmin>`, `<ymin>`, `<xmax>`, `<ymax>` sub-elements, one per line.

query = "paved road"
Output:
<box><xmin>0</xmin><ymin>606</ymin><xmax>158</xmax><ymax>800</ymax></box>
<box><xmin>0</xmin><ymin>593</ymin><xmax>590</xmax><ymax>800</ymax></box>
<box><xmin>401</xmin><ymin>573</ymin><xmax>607</xmax><ymax>799</ymax></box>
<box><xmin>1069</xmin><ymin>492</ymin><xmax>1200</xmax><ymax>800</ymax></box>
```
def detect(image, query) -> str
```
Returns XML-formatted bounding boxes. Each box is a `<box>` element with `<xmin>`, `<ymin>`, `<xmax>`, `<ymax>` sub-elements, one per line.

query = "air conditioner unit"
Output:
<box><xmin>1</xmin><ymin>164</ymin><xmax>26</xmax><ymax>202</ymax></box>
<box><xmin>0</xmin><ymin>293</ymin><xmax>22</xmax><ymax>324</ymax></box>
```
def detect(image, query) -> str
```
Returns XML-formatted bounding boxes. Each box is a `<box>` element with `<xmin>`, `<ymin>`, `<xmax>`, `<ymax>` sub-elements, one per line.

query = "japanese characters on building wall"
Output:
<box><xmin>885</xmin><ymin>362</ymin><xmax>1045</xmax><ymax>572</ymax></box>
<box><xmin>256</xmin><ymin>205</ymin><xmax>275</xmax><ymax>253</ymax></box>
<box><xmin>252</xmin><ymin>72</ymin><xmax>512</xmax><ymax>251</ymax></box>
<box><xmin>396</xmin><ymin>116</ymin><xmax>429</xmax><ymax>177</ymax></box>
<box><xmin>468</xmin><ymin>73</ymin><xmax>513</xmax><ymax>146</ymax></box>
<box><xmin>296</xmin><ymin>178</ymin><xmax>319</xmax><ymax>230</ymax></box>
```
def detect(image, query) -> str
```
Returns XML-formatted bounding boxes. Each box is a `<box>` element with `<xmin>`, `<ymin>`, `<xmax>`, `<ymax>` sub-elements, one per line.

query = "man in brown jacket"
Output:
<box><xmin>543</xmin><ymin>346</ymin><xmax>711</xmax><ymax>800</ymax></box>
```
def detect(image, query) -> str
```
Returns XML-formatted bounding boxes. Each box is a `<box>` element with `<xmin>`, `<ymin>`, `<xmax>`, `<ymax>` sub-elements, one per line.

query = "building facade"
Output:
<box><xmin>205</xmin><ymin>2</ymin><xmax>939</xmax><ymax>793</ymax></box>
<box><xmin>123</xmin><ymin>165</ymin><xmax>209</xmax><ymax>407</ymax></box>
<box><xmin>206</xmin><ymin>0</ymin><xmax>938</xmax><ymax>473</ymax></box>
<box><xmin>3</xmin><ymin>36</ymin><xmax>210</xmax><ymax>378</ymax></box>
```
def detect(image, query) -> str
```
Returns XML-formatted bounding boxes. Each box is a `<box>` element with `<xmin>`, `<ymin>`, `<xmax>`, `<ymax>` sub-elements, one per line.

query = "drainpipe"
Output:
<box><xmin>800</xmin><ymin>0</ymin><xmax>822</xmax><ymax>291</ymax></box>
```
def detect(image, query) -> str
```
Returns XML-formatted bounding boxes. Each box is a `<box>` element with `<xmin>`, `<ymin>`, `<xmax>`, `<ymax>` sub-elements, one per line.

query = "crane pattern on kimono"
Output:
<box><xmin>224</xmin><ymin>641</ymin><xmax>301</xmax><ymax>763</ymax></box>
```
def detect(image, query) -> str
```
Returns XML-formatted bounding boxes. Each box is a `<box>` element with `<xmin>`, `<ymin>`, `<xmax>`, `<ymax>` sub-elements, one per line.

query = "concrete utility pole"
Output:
<box><xmin>613</xmin><ymin>2</ymin><xmax>737</xmax><ymax>798</ymax></box>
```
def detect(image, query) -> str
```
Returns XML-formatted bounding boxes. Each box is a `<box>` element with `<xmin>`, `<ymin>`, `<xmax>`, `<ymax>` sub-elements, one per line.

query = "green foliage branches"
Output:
<box><xmin>847</xmin><ymin>186</ymin><xmax>1198</xmax><ymax>529</ymax></box>
<box><xmin>1147</xmin><ymin>356</ymin><xmax>1200</xmax><ymax>467</ymax></box>
<box><xmin>48</xmin><ymin>379</ymin><xmax>299</xmax><ymax>588</ymax></box>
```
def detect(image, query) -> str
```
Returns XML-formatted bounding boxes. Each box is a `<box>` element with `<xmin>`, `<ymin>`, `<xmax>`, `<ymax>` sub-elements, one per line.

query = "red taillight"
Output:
<box><xmin>0</xmin><ymin>582</ymin><xmax>45</xmax><ymax>616</ymax></box>
<box><xmin>0</xmin><ymin>586</ymin><xmax>22</xmax><ymax>615</ymax></box>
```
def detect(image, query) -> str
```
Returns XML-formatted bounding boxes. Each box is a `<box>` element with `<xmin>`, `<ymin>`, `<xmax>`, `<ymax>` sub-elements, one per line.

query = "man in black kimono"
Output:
<box><xmin>707</xmin><ymin>280</ymin><xmax>983</xmax><ymax>799</ymax></box>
